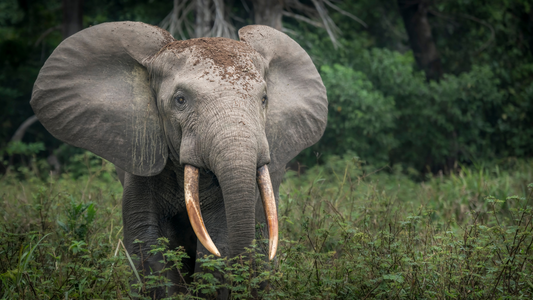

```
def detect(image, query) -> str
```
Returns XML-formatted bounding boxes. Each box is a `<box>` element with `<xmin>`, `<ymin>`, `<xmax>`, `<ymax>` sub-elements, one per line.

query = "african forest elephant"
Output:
<box><xmin>30</xmin><ymin>22</ymin><xmax>327</xmax><ymax>298</ymax></box>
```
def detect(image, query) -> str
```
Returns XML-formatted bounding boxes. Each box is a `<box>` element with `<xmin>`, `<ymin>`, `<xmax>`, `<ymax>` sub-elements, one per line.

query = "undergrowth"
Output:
<box><xmin>0</xmin><ymin>153</ymin><xmax>532</xmax><ymax>299</ymax></box>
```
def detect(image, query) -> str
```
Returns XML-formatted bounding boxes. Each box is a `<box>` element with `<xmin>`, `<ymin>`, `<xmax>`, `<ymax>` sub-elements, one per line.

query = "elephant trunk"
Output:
<box><xmin>215</xmin><ymin>154</ymin><xmax>259</xmax><ymax>256</ymax></box>
<box><xmin>183</xmin><ymin>118</ymin><xmax>277</xmax><ymax>259</ymax></box>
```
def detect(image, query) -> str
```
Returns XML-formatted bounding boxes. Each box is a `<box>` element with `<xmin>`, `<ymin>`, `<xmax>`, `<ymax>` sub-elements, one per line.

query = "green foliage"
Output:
<box><xmin>0</xmin><ymin>141</ymin><xmax>44</xmax><ymax>157</ymax></box>
<box><xmin>291</xmin><ymin>0</ymin><xmax>533</xmax><ymax>173</ymax></box>
<box><xmin>0</xmin><ymin>233</ymin><xmax>51</xmax><ymax>296</ymax></box>
<box><xmin>0</xmin><ymin>0</ymin><xmax>62</xmax><ymax>146</ymax></box>
<box><xmin>0</xmin><ymin>157</ymin><xmax>127</xmax><ymax>299</ymax></box>
<box><xmin>60</xmin><ymin>148</ymin><xmax>119</xmax><ymax>180</ymax></box>
<box><xmin>56</xmin><ymin>196</ymin><xmax>96</xmax><ymax>240</ymax></box>
<box><xmin>190</xmin><ymin>245</ymin><xmax>275</xmax><ymax>299</ymax></box>
<box><xmin>1</xmin><ymin>155</ymin><xmax>532</xmax><ymax>298</ymax></box>
<box><xmin>319</xmin><ymin>64</ymin><xmax>397</xmax><ymax>165</ymax></box>
<box><xmin>273</xmin><ymin>156</ymin><xmax>533</xmax><ymax>298</ymax></box>
<box><xmin>0</xmin><ymin>141</ymin><xmax>49</xmax><ymax>180</ymax></box>
<box><xmin>299</xmin><ymin>39</ymin><xmax>528</xmax><ymax>173</ymax></box>
<box><xmin>126</xmin><ymin>238</ymin><xmax>274</xmax><ymax>299</ymax></box>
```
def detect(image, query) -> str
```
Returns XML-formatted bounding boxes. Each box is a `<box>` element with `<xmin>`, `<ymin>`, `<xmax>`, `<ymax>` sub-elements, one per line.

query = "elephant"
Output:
<box><xmin>30</xmin><ymin>21</ymin><xmax>327</xmax><ymax>298</ymax></box>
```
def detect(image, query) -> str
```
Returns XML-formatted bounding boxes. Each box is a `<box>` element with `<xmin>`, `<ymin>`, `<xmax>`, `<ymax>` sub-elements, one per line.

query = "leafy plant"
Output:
<box><xmin>1</xmin><ymin>152</ymin><xmax>532</xmax><ymax>299</ymax></box>
<box><xmin>57</xmin><ymin>196</ymin><xmax>96</xmax><ymax>240</ymax></box>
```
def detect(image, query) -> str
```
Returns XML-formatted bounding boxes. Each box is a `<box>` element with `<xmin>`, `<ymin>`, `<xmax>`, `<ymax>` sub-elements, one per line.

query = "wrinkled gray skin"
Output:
<box><xmin>31</xmin><ymin>22</ymin><xmax>327</xmax><ymax>299</ymax></box>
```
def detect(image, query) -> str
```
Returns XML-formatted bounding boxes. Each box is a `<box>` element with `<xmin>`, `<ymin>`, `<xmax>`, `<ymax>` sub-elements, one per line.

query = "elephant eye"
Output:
<box><xmin>176</xmin><ymin>96</ymin><xmax>186</xmax><ymax>105</ymax></box>
<box><xmin>262</xmin><ymin>96</ymin><xmax>267</xmax><ymax>106</ymax></box>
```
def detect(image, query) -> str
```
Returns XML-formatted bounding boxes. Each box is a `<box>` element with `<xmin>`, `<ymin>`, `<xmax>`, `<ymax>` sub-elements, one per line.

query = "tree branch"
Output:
<box><xmin>322</xmin><ymin>0</ymin><xmax>367</xmax><ymax>28</ymax></box>
<box><xmin>11</xmin><ymin>115</ymin><xmax>39</xmax><ymax>142</ymax></box>
<box><xmin>34</xmin><ymin>25</ymin><xmax>61</xmax><ymax>47</ymax></box>
<box><xmin>282</xmin><ymin>11</ymin><xmax>323</xmax><ymax>28</ymax></box>
<box><xmin>428</xmin><ymin>9</ymin><xmax>495</xmax><ymax>54</ymax></box>
<box><xmin>460</xmin><ymin>14</ymin><xmax>495</xmax><ymax>54</ymax></box>
<box><xmin>311</xmin><ymin>0</ymin><xmax>340</xmax><ymax>48</ymax></box>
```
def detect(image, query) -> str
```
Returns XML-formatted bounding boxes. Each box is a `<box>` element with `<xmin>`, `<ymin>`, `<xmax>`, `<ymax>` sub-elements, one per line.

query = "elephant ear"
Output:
<box><xmin>238</xmin><ymin>25</ymin><xmax>328</xmax><ymax>173</ymax></box>
<box><xmin>31</xmin><ymin>22</ymin><xmax>175</xmax><ymax>176</ymax></box>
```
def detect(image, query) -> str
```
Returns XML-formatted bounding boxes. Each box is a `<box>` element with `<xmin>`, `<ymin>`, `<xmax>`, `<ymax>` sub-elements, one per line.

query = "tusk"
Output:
<box><xmin>184</xmin><ymin>165</ymin><xmax>221</xmax><ymax>257</ymax></box>
<box><xmin>257</xmin><ymin>165</ymin><xmax>278</xmax><ymax>261</ymax></box>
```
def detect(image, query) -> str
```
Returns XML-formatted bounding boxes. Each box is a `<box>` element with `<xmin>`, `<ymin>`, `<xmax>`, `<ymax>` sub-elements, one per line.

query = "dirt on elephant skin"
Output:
<box><xmin>158</xmin><ymin>37</ymin><xmax>262</xmax><ymax>89</ymax></box>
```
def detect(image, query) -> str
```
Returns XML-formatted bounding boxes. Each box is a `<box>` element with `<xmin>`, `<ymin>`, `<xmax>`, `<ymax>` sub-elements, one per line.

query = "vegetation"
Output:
<box><xmin>1</xmin><ymin>154</ymin><xmax>532</xmax><ymax>299</ymax></box>
<box><xmin>2</xmin><ymin>0</ymin><xmax>533</xmax><ymax>298</ymax></box>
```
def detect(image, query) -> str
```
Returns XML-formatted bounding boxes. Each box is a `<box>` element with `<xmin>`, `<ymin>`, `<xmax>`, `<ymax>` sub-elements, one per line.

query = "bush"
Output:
<box><xmin>274</xmin><ymin>156</ymin><xmax>533</xmax><ymax>298</ymax></box>
<box><xmin>296</xmin><ymin>32</ymin><xmax>532</xmax><ymax>174</ymax></box>
<box><xmin>1</xmin><ymin>155</ymin><xmax>532</xmax><ymax>298</ymax></box>
<box><xmin>318</xmin><ymin>64</ymin><xmax>397</xmax><ymax>166</ymax></box>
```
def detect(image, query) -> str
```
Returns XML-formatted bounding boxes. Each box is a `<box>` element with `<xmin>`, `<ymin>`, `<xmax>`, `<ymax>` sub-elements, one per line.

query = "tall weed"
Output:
<box><xmin>0</xmin><ymin>154</ymin><xmax>532</xmax><ymax>298</ymax></box>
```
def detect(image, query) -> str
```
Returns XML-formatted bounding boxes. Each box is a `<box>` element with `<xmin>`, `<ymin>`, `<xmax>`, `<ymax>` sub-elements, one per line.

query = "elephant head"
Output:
<box><xmin>30</xmin><ymin>22</ymin><xmax>327</xmax><ymax>259</ymax></box>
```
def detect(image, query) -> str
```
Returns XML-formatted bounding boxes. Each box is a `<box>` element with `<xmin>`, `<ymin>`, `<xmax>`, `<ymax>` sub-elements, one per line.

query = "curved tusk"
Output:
<box><xmin>184</xmin><ymin>165</ymin><xmax>221</xmax><ymax>257</ymax></box>
<box><xmin>257</xmin><ymin>165</ymin><xmax>278</xmax><ymax>261</ymax></box>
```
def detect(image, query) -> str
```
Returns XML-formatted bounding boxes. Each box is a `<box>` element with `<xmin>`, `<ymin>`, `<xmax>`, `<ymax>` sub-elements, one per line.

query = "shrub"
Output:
<box><xmin>1</xmin><ymin>155</ymin><xmax>532</xmax><ymax>298</ymax></box>
<box><xmin>297</xmin><ymin>35</ymin><xmax>532</xmax><ymax>174</ymax></box>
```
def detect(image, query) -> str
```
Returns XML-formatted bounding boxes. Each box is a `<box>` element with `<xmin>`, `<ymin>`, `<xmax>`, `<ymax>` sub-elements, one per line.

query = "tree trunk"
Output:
<box><xmin>10</xmin><ymin>115</ymin><xmax>38</xmax><ymax>142</ymax></box>
<box><xmin>251</xmin><ymin>0</ymin><xmax>283</xmax><ymax>31</ymax></box>
<box><xmin>397</xmin><ymin>0</ymin><xmax>442</xmax><ymax>81</ymax></box>
<box><xmin>62</xmin><ymin>0</ymin><xmax>83</xmax><ymax>39</ymax></box>
<box><xmin>522</xmin><ymin>7</ymin><xmax>533</xmax><ymax>57</ymax></box>
<box><xmin>195</xmin><ymin>0</ymin><xmax>212</xmax><ymax>37</ymax></box>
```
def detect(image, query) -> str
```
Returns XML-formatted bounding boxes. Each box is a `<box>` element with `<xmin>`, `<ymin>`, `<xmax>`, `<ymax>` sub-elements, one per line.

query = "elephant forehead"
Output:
<box><xmin>159</xmin><ymin>38</ymin><xmax>263</xmax><ymax>86</ymax></box>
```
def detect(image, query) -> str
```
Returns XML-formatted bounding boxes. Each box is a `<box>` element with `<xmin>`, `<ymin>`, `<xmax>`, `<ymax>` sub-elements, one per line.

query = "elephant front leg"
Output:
<box><xmin>122</xmin><ymin>191</ymin><xmax>166</xmax><ymax>298</ymax></box>
<box><xmin>121</xmin><ymin>172</ymin><xmax>195</xmax><ymax>299</ymax></box>
<box><xmin>122</xmin><ymin>213</ymin><xmax>167</xmax><ymax>297</ymax></box>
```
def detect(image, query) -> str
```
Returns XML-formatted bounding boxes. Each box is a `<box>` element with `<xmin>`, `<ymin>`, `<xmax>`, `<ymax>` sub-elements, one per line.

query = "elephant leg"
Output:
<box><xmin>162</xmin><ymin>211</ymin><xmax>198</xmax><ymax>296</ymax></box>
<box><xmin>122</xmin><ymin>169</ymin><xmax>194</xmax><ymax>299</ymax></box>
<box><xmin>122</xmin><ymin>173</ymin><xmax>166</xmax><ymax>298</ymax></box>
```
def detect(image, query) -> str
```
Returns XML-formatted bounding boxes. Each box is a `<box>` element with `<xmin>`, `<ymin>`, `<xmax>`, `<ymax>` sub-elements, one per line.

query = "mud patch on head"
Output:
<box><xmin>158</xmin><ymin>37</ymin><xmax>262</xmax><ymax>87</ymax></box>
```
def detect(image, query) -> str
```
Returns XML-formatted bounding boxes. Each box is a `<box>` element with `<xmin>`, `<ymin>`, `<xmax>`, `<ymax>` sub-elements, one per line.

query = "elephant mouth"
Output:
<box><xmin>183</xmin><ymin>164</ymin><xmax>278</xmax><ymax>260</ymax></box>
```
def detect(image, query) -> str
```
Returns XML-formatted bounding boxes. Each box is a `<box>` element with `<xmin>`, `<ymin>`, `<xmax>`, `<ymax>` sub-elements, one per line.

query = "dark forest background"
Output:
<box><xmin>1</xmin><ymin>0</ymin><xmax>532</xmax><ymax>177</ymax></box>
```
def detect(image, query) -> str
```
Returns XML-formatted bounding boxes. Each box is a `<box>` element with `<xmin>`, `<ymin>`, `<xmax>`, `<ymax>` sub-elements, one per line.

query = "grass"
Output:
<box><xmin>0</xmin><ymin>152</ymin><xmax>532</xmax><ymax>299</ymax></box>
<box><xmin>275</xmin><ymin>157</ymin><xmax>533</xmax><ymax>299</ymax></box>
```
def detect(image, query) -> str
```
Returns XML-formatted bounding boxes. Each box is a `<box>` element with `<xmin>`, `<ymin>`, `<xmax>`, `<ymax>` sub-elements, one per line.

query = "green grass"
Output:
<box><xmin>1</xmin><ymin>153</ymin><xmax>532</xmax><ymax>299</ymax></box>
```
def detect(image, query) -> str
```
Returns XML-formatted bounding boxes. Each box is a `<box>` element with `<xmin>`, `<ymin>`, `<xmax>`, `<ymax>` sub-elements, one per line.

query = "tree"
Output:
<box><xmin>160</xmin><ymin>0</ymin><xmax>365</xmax><ymax>46</ymax></box>
<box><xmin>397</xmin><ymin>0</ymin><xmax>442</xmax><ymax>81</ymax></box>
<box><xmin>195</xmin><ymin>0</ymin><xmax>212</xmax><ymax>37</ymax></box>
<box><xmin>62</xmin><ymin>0</ymin><xmax>84</xmax><ymax>39</ymax></box>
<box><xmin>251</xmin><ymin>0</ymin><xmax>283</xmax><ymax>30</ymax></box>
<box><xmin>160</xmin><ymin>0</ymin><xmax>236</xmax><ymax>39</ymax></box>
<box><xmin>11</xmin><ymin>0</ymin><xmax>85</xmax><ymax>142</ymax></box>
